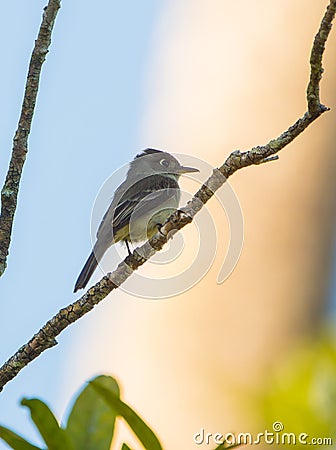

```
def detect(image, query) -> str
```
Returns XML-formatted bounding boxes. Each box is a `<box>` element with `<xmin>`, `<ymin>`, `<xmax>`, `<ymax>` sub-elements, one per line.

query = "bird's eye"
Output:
<box><xmin>160</xmin><ymin>158</ymin><xmax>169</xmax><ymax>167</ymax></box>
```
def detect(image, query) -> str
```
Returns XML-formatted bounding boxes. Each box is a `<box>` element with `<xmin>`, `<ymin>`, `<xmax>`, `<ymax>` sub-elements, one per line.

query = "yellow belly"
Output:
<box><xmin>113</xmin><ymin>207</ymin><xmax>176</xmax><ymax>244</ymax></box>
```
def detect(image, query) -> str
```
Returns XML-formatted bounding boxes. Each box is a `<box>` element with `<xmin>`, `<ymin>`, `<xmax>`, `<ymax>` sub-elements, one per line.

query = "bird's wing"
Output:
<box><xmin>96</xmin><ymin>187</ymin><xmax>179</xmax><ymax>242</ymax></box>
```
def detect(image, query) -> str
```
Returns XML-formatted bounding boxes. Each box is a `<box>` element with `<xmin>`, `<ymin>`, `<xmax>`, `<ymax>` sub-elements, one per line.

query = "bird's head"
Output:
<box><xmin>131</xmin><ymin>148</ymin><xmax>199</xmax><ymax>179</ymax></box>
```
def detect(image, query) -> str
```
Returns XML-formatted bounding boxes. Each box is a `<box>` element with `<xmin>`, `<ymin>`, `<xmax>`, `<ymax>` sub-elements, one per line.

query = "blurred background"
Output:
<box><xmin>0</xmin><ymin>0</ymin><xmax>335</xmax><ymax>449</ymax></box>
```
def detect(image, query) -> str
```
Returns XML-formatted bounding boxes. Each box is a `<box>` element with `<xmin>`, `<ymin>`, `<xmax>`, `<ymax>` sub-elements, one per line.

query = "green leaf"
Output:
<box><xmin>21</xmin><ymin>398</ymin><xmax>73</xmax><ymax>450</ymax></box>
<box><xmin>90</xmin><ymin>379</ymin><xmax>163</xmax><ymax>450</ymax></box>
<box><xmin>66</xmin><ymin>375</ymin><xmax>120</xmax><ymax>450</ymax></box>
<box><xmin>121</xmin><ymin>444</ymin><xmax>132</xmax><ymax>450</ymax></box>
<box><xmin>214</xmin><ymin>443</ymin><xmax>240</xmax><ymax>449</ymax></box>
<box><xmin>0</xmin><ymin>426</ymin><xmax>41</xmax><ymax>450</ymax></box>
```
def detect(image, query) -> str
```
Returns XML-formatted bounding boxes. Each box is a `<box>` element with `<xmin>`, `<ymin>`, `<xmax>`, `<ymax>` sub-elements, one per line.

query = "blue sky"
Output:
<box><xmin>0</xmin><ymin>1</ymin><xmax>163</xmax><ymax>446</ymax></box>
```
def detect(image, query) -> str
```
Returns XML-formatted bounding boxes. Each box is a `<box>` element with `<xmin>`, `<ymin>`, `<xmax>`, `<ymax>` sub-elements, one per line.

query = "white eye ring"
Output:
<box><xmin>160</xmin><ymin>158</ymin><xmax>169</xmax><ymax>167</ymax></box>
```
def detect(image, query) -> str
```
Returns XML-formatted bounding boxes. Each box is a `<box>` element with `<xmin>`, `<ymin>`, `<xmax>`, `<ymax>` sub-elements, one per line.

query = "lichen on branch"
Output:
<box><xmin>0</xmin><ymin>0</ymin><xmax>61</xmax><ymax>276</ymax></box>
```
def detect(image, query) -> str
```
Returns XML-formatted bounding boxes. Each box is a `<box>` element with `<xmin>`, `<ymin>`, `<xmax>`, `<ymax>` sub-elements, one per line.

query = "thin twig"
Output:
<box><xmin>0</xmin><ymin>0</ymin><xmax>61</xmax><ymax>276</ymax></box>
<box><xmin>0</xmin><ymin>0</ymin><xmax>335</xmax><ymax>392</ymax></box>
<box><xmin>307</xmin><ymin>0</ymin><xmax>335</xmax><ymax>115</ymax></box>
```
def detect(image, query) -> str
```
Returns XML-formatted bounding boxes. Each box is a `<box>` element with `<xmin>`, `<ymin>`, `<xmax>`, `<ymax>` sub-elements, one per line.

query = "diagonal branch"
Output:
<box><xmin>0</xmin><ymin>0</ymin><xmax>61</xmax><ymax>277</ymax></box>
<box><xmin>0</xmin><ymin>0</ymin><xmax>335</xmax><ymax>392</ymax></box>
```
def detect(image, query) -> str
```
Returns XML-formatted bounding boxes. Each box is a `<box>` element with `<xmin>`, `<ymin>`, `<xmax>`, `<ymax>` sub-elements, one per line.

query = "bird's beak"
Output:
<box><xmin>177</xmin><ymin>165</ymin><xmax>200</xmax><ymax>174</ymax></box>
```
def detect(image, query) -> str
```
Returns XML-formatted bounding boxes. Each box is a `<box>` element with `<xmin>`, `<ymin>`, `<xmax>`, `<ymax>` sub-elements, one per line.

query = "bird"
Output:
<box><xmin>74</xmin><ymin>148</ymin><xmax>199</xmax><ymax>292</ymax></box>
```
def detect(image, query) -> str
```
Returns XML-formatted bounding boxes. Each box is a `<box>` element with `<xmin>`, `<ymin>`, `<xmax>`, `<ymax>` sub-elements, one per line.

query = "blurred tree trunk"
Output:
<box><xmin>70</xmin><ymin>1</ymin><xmax>336</xmax><ymax>448</ymax></box>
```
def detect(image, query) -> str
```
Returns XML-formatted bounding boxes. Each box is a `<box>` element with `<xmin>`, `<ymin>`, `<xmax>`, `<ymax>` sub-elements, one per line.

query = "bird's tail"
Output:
<box><xmin>74</xmin><ymin>243</ymin><xmax>106</xmax><ymax>293</ymax></box>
